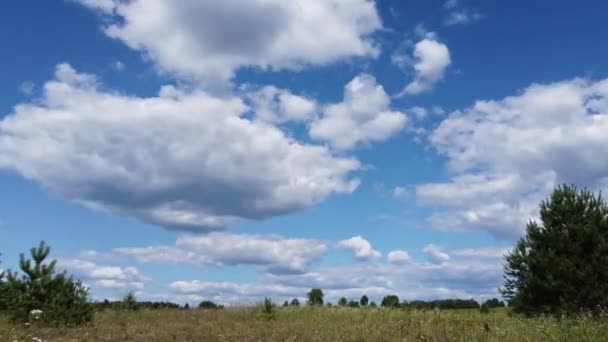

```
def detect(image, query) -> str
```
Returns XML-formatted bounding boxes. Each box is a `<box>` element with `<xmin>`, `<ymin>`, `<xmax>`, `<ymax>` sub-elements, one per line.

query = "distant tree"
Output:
<box><xmin>307</xmin><ymin>288</ymin><xmax>324</xmax><ymax>306</ymax></box>
<box><xmin>348</xmin><ymin>300</ymin><xmax>360</xmax><ymax>308</ymax></box>
<box><xmin>121</xmin><ymin>291</ymin><xmax>139</xmax><ymax>311</ymax></box>
<box><xmin>370</xmin><ymin>301</ymin><xmax>377</xmax><ymax>308</ymax></box>
<box><xmin>3</xmin><ymin>241</ymin><xmax>93</xmax><ymax>325</ymax></box>
<box><xmin>381</xmin><ymin>294</ymin><xmax>400</xmax><ymax>308</ymax></box>
<box><xmin>360</xmin><ymin>294</ymin><xmax>369</xmax><ymax>307</ymax></box>
<box><xmin>482</xmin><ymin>298</ymin><xmax>505</xmax><ymax>309</ymax></box>
<box><xmin>290</xmin><ymin>298</ymin><xmax>300</xmax><ymax>307</ymax></box>
<box><xmin>184</xmin><ymin>303</ymin><xmax>190</xmax><ymax>310</ymax></box>
<box><xmin>198</xmin><ymin>300</ymin><xmax>219</xmax><ymax>309</ymax></box>
<box><xmin>502</xmin><ymin>185</ymin><xmax>608</xmax><ymax>316</ymax></box>
<box><xmin>261</xmin><ymin>297</ymin><xmax>275</xmax><ymax>319</ymax></box>
<box><xmin>282</xmin><ymin>300</ymin><xmax>289</xmax><ymax>307</ymax></box>
<box><xmin>338</xmin><ymin>297</ymin><xmax>348</xmax><ymax>306</ymax></box>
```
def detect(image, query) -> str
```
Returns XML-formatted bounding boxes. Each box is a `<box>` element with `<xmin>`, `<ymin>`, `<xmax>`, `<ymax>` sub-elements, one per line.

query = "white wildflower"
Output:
<box><xmin>29</xmin><ymin>309</ymin><xmax>43</xmax><ymax>320</ymax></box>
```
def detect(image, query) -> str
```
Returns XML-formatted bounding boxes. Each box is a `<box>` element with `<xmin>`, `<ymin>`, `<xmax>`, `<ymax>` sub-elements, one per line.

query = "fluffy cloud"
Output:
<box><xmin>387</xmin><ymin>250</ymin><xmax>411</xmax><ymax>264</ymax></box>
<box><xmin>58</xmin><ymin>258</ymin><xmax>147</xmax><ymax>290</ymax></box>
<box><xmin>420</xmin><ymin>77</ymin><xmax>608</xmax><ymax>238</ymax></box>
<box><xmin>400</xmin><ymin>37</ymin><xmax>451</xmax><ymax>95</ymax></box>
<box><xmin>423</xmin><ymin>244</ymin><xmax>450</xmax><ymax>264</ymax></box>
<box><xmin>245</xmin><ymin>86</ymin><xmax>317</xmax><ymax>123</ymax></box>
<box><xmin>310</xmin><ymin>74</ymin><xmax>407</xmax><ymax>149</ymax></box>
<box><xmin>0</xmin><ymin>64</ymin><xmax>360</xmax><ymax>231</ymax></box>
<box><xmin>76</xmin><ymin>0</ymin><xmax>382</xmax><ymax>85</ymax></box>
<box><xmin>338</xmin><ymin>236</ymin><xmax>382</xmax><ymax>261</ymax></box>
<box><xmin>113</xmin><ymin>232</ymin><xmax>327</xmax><ymax>274</ymax></box>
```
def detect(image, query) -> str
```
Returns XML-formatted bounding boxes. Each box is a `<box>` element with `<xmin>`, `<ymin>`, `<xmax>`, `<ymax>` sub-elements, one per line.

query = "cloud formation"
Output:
<box><xmin>76</xmin><ymin>0</ymin><xmax>382</xmax><ymax>85</ymax></box>
<box><xmin>113</xmin><ymin>232</ymin><xmax>327</xmax><ymax>274</ymax></box>
<box><xmin>0</xmin><ymin>64</ymin><xmax>360</xmax><ymax>231</ymax></box>
<box><xmin>310</xmin><ymin>74</ymin><xmax>407</xmax><ymax>149</ymax></box>
<box><xmin>338</xmin><ymin>235</ymin><xmax>382</xmax><ymax>261</ymax></box>
<box><xmin>420</xmin><ymin>77</ymin><xmax>608</xmax><ymax>238</ymax></box>
<box><xmin>401</xmin><ymin>37</ymin><xmax>451</xmax><ymax>95</ymax></box>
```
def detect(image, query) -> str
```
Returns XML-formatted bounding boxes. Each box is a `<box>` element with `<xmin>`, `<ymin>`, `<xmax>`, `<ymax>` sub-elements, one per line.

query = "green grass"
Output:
<box><xmin>1</xmin><ymin>307</ymin><xmax>608</xmax><ymax>341</ymax></box>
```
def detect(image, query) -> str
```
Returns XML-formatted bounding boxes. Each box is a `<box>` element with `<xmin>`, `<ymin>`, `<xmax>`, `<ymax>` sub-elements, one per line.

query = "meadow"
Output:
<box><xmin>2</xmin><ymin>307</ymin><xmax>607</xmax><ymax>342</ymax></box>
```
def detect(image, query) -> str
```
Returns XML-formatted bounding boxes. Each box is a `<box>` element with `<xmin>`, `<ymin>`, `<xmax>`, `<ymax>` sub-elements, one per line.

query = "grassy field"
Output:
<box><xmin>1</xmin><ymin>307</ymin><xmax>608</xmax><ymax>341</ymax></box>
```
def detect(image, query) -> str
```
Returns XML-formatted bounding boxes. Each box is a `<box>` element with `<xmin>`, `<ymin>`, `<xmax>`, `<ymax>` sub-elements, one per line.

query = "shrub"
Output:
<box><xmin>3</xmin><ymin>241</ymin><xmax>93</xmax><ymax>326</ymax></box>
<box><xmin>502</xmin><ymin>185</ymin><xmax>608</xmax><ymax>316</ymax></box>
<box><xmin>338</xmin><ymin>297</ymin><xmax>348</xmax><ymax>306</ymax></box>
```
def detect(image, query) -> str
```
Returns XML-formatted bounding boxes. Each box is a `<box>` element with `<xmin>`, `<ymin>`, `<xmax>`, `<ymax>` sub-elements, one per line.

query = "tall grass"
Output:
<box><xmin>1</xmin><ymin>307</ymin><xmax>608</xmax><ymax>341</ymax></box>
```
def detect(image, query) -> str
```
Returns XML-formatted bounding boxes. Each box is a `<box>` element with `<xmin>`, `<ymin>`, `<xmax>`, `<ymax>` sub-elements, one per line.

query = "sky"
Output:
<box><xmin>1</xmin><ymin>0</ymin><xmax>607</xmax><ymax>305</ymax></box>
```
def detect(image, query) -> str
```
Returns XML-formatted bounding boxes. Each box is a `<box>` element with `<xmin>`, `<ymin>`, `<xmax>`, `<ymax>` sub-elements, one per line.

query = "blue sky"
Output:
<box><xmin>1</xmin><ymin>0</ymin><xmax>607</xmax><ymax>305</ymax></box>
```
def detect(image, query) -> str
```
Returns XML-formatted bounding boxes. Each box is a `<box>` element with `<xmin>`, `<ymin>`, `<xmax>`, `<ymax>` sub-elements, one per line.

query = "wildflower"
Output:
<box><xmin>29</xmin><ymin>309</ymin><xmax>43</xmax><ymax>320</ymax></box>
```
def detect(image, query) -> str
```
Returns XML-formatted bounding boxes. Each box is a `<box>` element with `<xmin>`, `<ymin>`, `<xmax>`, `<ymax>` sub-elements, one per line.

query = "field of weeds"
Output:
<box><xmin>2</xmin><ymin>307</ymin><xmax>608</xmax><ymax>341</ymax></box>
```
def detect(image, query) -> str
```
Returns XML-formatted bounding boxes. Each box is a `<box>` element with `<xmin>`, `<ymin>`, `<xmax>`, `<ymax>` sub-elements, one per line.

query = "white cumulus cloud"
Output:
<box><xmin>419</xmin><ymin>77</ymin><xmax>608</xmax><ymax>239</ymax></box>
<box><xmin>76</xmin><ymin>0</ymin><xmax>382</xmax><ymax>85</ymax></box>
<box><xmin>310</xmin><ymin>74</ymin><xmax>407</xmax><ymax>150</ymax></box>
<box><xmin>338</xmin><ymin>235</ymin><xmax>381</xmax><ymax>261</ymax></box>
<box><xmin>0</xmin><ymin>64</ymin><xmax>360</xmax><ymax>231</ymax></box>
<box><xmin>400</xmin><ymin>37</ymin><xmax>451</xmax><ymax>95</ymax></box>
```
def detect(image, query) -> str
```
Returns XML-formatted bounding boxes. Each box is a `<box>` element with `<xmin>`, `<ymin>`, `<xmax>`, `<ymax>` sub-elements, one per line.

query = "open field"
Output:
<box><xmin>2</xmin><ymin>307</ymin><xmax>608</xmax><ymax>342</ymax></box>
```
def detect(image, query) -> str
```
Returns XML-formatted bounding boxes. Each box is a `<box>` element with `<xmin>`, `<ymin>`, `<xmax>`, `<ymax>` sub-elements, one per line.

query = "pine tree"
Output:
<box><xmin>502</xmin><ymin>185</ymin><xmax>608</xmax><ymax>316</ymax></box>
<box><xmin>4</xmin><ymin>241</ymin><xmax>93</xmax><ymax>325</ymax></box>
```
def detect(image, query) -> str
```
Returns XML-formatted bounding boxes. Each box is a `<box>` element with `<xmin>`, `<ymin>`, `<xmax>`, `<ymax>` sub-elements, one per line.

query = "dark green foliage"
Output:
<box><xmin>338</xmin><ymin>297</ymin><xmax>348</xmax><ymax>306</ymax></box>
<box><xmin>360</xmin><ymin>294</ymin><xmax>369</xmax><ymax>306</ymax></box>
<box><xmin>480</xmin><ymin>304</ymin><xmax>490</xmax><ymax>314</ymax></box>
<box><xmin>260</xmin><ymin>298</ymin><xmax>275</xmax><ymax>320</ymax></box>
<box><xmin>307</xmin><ymin>288</ymin><xmax>324</xmax><ymax>306</ymax></box>
<box><xmin>403</xmin><ymin>299</ymin><xmax>479</xmax><ymax>310</ymax></box>
<box><xmin>2</xmin><ymin>241</ymin><xmax>93</xmax><ymax>326</ymax></box>
<box><xmin>290</xmin><ymin>298</ymin><xmax>300</xmax><ymax>307</ymax></box>
<box><xmin>183</xmin><ymin>303</ymin><xmax>190</xmax><ymax>310</ymax></box>
<box><xmin>482</xmin><ymin>298</ymin><xmax>505</xmax><ymax>308</ymax></box>
<box><xmin>93</xmin><ymin>300</ymin><xmax>180</xmax><ymax>311</ymax></box>
<box><xmin>502</xmin><ymin>185</ymin><xmax>608</xmax><ymax>316</ymax></box>
<box><xmin>121</xmin><ymin>291</ymin><xmax>140</xmax><ymax>311</ymax></box>
<box><xmin>198</xmin><ymin>300</ymin><xmax>220</xmax><ymax>309</ymax></box>
<box><xmin>370</xmin><ymin>301</ymin><xmax>377</xmax><ymax>307</ymax></box>
<box><xmin>347</xmin><ymin>300</ymin><xmax>359</xmax><ymax>308</ymax></box>
<box><xmin>381</xmin><ymin>294</ymin><xmax>400</xmax><ymax>308</ymax></box>
<box><xmin>282</xmin><ymin>300</ymin><xmax>289</xmax><ymax>307</ymax></box>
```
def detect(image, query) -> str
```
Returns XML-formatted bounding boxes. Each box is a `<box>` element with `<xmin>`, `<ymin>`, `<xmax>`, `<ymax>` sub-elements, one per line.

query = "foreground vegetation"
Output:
<box><xmin>2</xmin><ymin>307</ymin><xmax>608</xmax><ymax>341</ymax></box>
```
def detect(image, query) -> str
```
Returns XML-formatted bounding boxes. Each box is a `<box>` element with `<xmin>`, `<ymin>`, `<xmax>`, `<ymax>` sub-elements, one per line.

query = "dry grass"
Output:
<box><xmin>2</xmin><ymin>307</ymin><xmax>608</xmax><ymax>341</ymax></box>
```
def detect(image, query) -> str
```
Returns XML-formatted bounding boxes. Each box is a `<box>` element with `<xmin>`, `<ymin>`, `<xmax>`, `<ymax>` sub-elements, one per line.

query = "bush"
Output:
<box><xmin>2</xmin><ymin>241</ymin><xmax>93</xmax><ymax>326</ymax></box>
<box><xmin>502</xmin><ymin>185</ymin><xmax>608</xmax><ymax>316</ymax></box>
<box><xmin>198</xmin><ymin>300</ymin><xmax>220</xmax><ymax>309</ymax></box>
